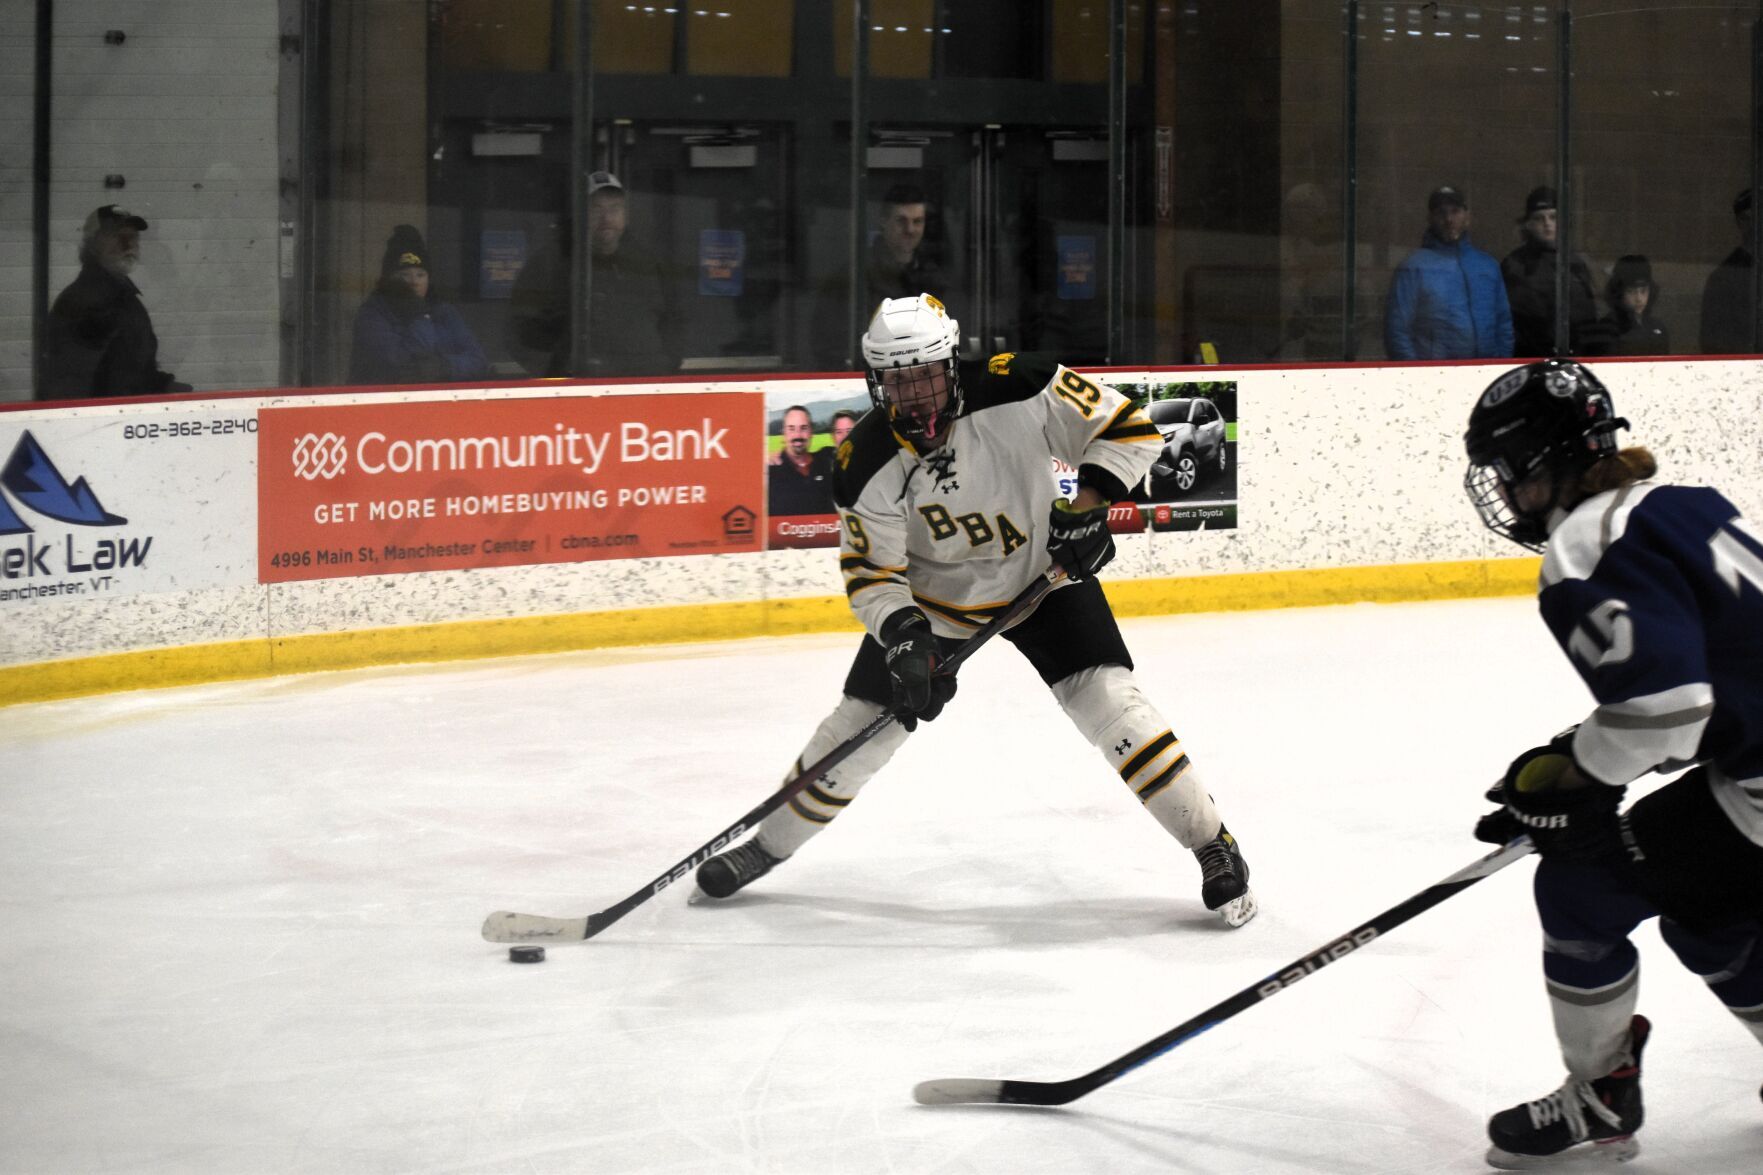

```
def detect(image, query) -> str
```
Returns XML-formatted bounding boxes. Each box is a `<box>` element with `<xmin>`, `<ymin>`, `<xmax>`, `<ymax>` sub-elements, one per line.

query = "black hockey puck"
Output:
<box><xmin>508</xmin><ymin>945</ymin><xmax>546</xmax><ymax>963</ymax></box>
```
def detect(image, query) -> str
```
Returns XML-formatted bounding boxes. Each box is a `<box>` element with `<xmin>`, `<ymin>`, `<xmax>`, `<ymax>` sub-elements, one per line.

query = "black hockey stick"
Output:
<box><xmin>912</xmin><ymin>836</ymin><xmax>1535</xmax><ymax>1106</ymax></box>
<box><xmin>482</xmin><ymin>567</ymin><xmax>1064</xmax><ymax>945</ymax></box>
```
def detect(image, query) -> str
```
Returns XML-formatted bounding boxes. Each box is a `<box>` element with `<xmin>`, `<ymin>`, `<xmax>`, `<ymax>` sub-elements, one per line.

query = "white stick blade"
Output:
<box><xmin>912</xmin><ymin>1078</ymin><xmax>1006</xmax><ymax>1105</ymax></box>
<box><xmin>481</xmin><ymin>911</ymin><xmax>588</xmax><ymax>943</ymax></box>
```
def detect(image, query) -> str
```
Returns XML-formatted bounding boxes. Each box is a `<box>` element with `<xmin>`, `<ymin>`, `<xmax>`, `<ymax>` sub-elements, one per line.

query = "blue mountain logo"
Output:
<box><xmin>0</xmin><ymin>431</ymin><xmax>128</xmax><ymax>536</ymax></box>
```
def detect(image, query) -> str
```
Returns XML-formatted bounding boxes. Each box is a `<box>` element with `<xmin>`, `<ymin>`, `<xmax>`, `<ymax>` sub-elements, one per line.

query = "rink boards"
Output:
<box><xmin>3</xmin><ymin>357</ymin><xmax>1758</xmax><ymax>704</ymax></box>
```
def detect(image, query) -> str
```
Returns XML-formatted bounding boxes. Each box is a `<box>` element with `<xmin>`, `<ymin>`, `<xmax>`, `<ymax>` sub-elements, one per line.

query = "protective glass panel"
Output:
<box><xmin>1572</xmin><ymin>2</ymin><xmax>1757</xmax><ymax>357</ymax></box>
<box><xmin>1355</xmin><ymin>2</ymin><xmax>1557</xmax><ymax>363</ymax></box>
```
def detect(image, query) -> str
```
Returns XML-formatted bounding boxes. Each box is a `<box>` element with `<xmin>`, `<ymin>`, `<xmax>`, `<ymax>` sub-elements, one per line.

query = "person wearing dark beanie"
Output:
<box><xmin>349</xmin><ymin>224</ymin><xmax>488</xmax><ymax>384</ymax></box>
<box><xmin>1600</xmin><ymin>254</ymin><xmax>1670</xmax><ymax>356</ymax></box>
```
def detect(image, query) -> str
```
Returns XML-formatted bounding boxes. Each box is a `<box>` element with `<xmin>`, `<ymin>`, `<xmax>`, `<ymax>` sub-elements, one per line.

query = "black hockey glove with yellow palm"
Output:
<box><xmin>1474</xmin><ymin>728</ymin><xmax>1626</xmax><ymax>864</ymax></box>
<box><xmin>880</xmin><ymin>609</ymin><xmax>956</xmax><ymax>732</ymax></box>
<box><xmin>1047</xmin><ymin>497</ymin><xmax>1115</xmax><ymax>582</ymax></box>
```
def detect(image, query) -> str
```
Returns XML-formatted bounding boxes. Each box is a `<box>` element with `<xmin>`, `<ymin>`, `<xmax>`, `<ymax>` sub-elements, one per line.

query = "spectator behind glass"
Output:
<box><xmin>767</xmin><ymin>404</ymin><xmax>835</xmax><ymax>516</ymax></box>
<box><xmin>1383</xmin><ymin>186</ymin><xmax>1513</xmax><ymax>361</ymax></box>
<box><xmin>41</xmin><ymin>205</ymin><xmax>189</xmax><ymax>400</ymax></box>
<box><xmin>507</xmin><ymin>171</ymin><xmax>684</xmax><ymax>378</ymax></box>
<box><xmin>1700</xmin><ymin>189</ymin><xmax>1756</xmax><ymax>355</ymax></box>
<box><xmin>811</xmin><ymin>183</ymin><xmax>948</xmax><ymax>368</ymax></box>
<box><xmin>349</xmin><ymin>225</ymin><xmax>488</xmax><ymax>385</ymax></box>
<box><xmin>1600</xmin><ymin>255</ymin><xmax>1670</xmax><ymax>356</ymax></box>
<box><xmin>1501</xmin><ymin>186</ymin><xmax>1603</xmax><ymax>357</ymax></box>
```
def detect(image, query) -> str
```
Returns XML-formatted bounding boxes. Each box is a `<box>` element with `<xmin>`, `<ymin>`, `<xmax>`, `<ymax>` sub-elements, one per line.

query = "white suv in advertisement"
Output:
<box><xmin>1145</xmin><ymin>396</ymin><xmax>1227</xmax><ymax>495</ymax></box>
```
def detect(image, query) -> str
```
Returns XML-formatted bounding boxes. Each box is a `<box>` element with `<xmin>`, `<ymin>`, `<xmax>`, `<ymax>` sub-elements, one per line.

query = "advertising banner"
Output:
<box><xmin>1102</xmin><ymin>378</ymin><xmax>1240</xmax><ymax>533</ymax></box>
<box><xmin>0</xmin><ymin>412</ymin><xmax>259</xmax><ymax>612</ymax></box>
<box><xmin>762</xmin><ymin>386</ymin><xmax>867</xmax><ymax>550</ymax></box>
<box><xmin>257</xmin><ymin>392</ymin><xmax>763</xmax><ymax>583</ymax></box>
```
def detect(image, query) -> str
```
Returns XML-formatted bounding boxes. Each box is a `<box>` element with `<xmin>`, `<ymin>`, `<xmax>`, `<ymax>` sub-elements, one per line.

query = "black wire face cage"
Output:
<box><xmin>1461</xmin><ymin>360</ymin><xmax>1628</xmax><ymax>552</ymax></box>
<box><xmin>1464</xmin><ymin>456</ymin><xmax>1550</xmax><ymax>552</ymax></box>
<box><xmin>867</xmin><ymin>358</ymin><xmax>962</xmax><ymax>447</ymax></box>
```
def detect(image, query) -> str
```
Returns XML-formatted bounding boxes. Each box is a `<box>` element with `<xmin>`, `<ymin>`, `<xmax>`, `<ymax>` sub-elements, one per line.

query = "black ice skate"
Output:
<box><xmin>1194</xmin><ymin>824</ymin><xmax>1256</xmax><ymax>928</ymax></box>
<box><xmin>1486</xmin><ymin>1014</ymin><xmax>1650</xmax><ymax>1169</ymax></box>
<box><xmin>693</xmin><ymin>839</ymin><xmax>783</xmax><ymax>900</ymax></box>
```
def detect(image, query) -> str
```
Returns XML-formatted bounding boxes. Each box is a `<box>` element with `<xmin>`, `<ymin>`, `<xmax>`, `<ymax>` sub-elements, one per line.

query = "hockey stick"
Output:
<box><xmin>482</xmin><ymin>567</ymin><xmax>1064</xmax><ymax>946</ymax></box>
<box><xmin>912</xmin><ymin>836</ymin><xmax>1536</xmax><ymax>1106</ymax></box>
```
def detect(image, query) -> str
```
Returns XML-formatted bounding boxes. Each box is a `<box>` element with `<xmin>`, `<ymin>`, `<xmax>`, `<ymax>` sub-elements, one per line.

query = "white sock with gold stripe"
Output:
<box><xmin>1052</xmin><ymin>664</ymin><xmax>1221</xmax><ymax>849</ymax></box>
<box><xmin>755</xmin><ymin>694</ymin><xmax>910</xmax><ymax>859</ymax></box>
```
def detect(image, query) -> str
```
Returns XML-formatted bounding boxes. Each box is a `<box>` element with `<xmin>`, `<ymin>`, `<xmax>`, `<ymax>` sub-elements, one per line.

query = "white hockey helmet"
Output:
<box><xmin>860</xmin><ymin>294</ymin><xmax>963</xmax><ymax>448</ymax></box>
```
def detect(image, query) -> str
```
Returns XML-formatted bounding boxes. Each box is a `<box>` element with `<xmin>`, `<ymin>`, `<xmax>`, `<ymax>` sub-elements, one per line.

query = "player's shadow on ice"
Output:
<box><xmin>698</xmin><ymin>891</ymin><xmax>1228</xmax><ymax>941</ymax></box>
<box><xmin>918</xmin><ymin>1104</ymin><xmax>1358</xmax><ymax>1173</ymax></box>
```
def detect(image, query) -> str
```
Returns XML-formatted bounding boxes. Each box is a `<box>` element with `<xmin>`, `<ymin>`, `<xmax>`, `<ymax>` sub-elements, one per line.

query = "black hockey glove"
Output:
<box><xmin>1474</xmin><ymin>731</ymin><xmax>1626</xmax><ymax>864</ymax></box>
<box><xmin>880</xmin><ymin>609</ymin><xmax>956</xmax><ymax>732</ymax></box>
<box><xmin>1047</xmin><ymin>497</ymin><xmax>1115</xmax><ymax>582</ymax></box>
<box><xmin>1472</xmin><ymin>786</ymin><xmax>1525</xmax><ymax>847</ymax></box>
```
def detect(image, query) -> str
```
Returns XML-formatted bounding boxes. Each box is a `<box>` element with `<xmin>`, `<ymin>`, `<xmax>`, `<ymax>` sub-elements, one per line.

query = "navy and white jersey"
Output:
<box><xmin>1541</xmin><ymin>482</ymin><xmax>1763</xmax><ymax>845</ymax></box>
<box><xmin>831</xmin><ymin>352</ymin><xmax>1160</xmax><ymax>641</ymax></box>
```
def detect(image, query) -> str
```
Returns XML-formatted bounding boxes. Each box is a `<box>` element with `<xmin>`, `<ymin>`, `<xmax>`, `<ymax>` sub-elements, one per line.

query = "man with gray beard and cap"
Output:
<box><xmin>41</xmin><ymin>205</ymin><xmax>189</xmax><ymax>400</ymax></box>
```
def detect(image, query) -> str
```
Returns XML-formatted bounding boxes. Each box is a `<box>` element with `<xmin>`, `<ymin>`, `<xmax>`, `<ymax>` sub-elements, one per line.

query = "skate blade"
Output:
<box><xmin>1217</xmin><ymin>888</ymin><xmax>1257</xmax><ymax>928</ymax></box>
<box><xmin>1486</xmin><ymin>1135</ymin><xmax>1638</xmax><ymax>1169</ymax></box>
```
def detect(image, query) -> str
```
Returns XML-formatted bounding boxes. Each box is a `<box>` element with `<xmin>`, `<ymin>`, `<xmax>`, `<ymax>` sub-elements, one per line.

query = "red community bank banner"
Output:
<box><xmin>257</xmin><ymin>392</ymin><xmax>763</xmax><ymax>583</ymax></box>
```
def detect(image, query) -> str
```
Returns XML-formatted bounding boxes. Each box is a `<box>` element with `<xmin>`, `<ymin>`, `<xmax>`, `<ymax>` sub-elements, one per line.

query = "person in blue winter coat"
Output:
<box><xmin>1384</xmin><ymin>185</ymin><xmax>1514</xmax><ymax>360</ymax></box>
<box><xmin>350</xmin><ymin>225</ymin><xmax>488</xmax><ymax>385</ymax></box>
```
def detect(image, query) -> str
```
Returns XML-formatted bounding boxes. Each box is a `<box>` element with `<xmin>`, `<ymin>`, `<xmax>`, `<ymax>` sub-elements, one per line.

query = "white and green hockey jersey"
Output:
<box><xmin>832</xmin><ymin>352</ymin><xmax>1161</xmax><ymax>642</ymax></box>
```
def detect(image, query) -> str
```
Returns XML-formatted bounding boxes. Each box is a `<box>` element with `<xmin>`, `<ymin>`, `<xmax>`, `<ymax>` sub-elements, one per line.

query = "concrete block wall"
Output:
<box><xmin>0</xmin><ymin>1</ymin><xmax>38</xmax><ymax>401</ymax></box>
<box><xmin>1</xmin><ymin>0</ymin><xmax>281</xmax><ymax>402</ymax></box>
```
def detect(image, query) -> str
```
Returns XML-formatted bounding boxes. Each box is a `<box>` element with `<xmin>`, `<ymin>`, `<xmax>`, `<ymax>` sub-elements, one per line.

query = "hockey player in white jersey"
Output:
<box><xmin>1463</xmin><ymin>359</ymin><xmax>1763</xmax><ymax>1168</ymax></box>
<box><xmin>695</xmin><ymin>294</ymin><xmax>1255</xmax><ymax>927</ymax></box>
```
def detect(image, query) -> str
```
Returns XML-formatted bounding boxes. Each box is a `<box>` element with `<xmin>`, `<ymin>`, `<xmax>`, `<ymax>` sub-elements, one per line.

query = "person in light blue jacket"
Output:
<box><xmin>1384</xmin><ymin>186</ymin><xmax>1514</xmax><ymax>360</ymax></box>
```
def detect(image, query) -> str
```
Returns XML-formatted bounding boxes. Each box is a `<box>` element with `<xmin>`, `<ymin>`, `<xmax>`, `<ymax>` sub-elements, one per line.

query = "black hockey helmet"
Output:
<box><xmin>1463</xmin><ymin>359</ymin><xmax>1627</xmax><ymax>551</ymax></box>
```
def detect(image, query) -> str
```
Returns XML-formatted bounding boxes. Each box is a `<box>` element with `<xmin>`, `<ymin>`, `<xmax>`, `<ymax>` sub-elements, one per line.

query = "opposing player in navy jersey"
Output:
<box><xmin>1463</xmin><ymin>359</ymin><xmax>1763</xmax><ymax>1168</ymax></box>
<box><xmin>694</xmin><ymin>294</ymin><xmax>1256</xmax><ymax>927</ymax></box>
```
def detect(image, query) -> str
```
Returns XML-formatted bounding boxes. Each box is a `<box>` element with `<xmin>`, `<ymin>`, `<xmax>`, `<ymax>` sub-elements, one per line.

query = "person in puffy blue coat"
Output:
<box><xmin>350</xmin><ymin>225</ymin><xmax>488</xmax><ymax>385</ymax></box>
<box><xmin>1384</xmin><ymin>186</ymin><xmax>1514</xmax><ymax>360</ymax></box>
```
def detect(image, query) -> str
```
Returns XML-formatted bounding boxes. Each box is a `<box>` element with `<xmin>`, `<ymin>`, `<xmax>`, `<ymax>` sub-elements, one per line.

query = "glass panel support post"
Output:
<box><xmin>1106</xmin><ymin>0</ymin><xmax>1127</xmax><ymax>364</ymax></box>
<box><xmin>1751</xmin><ymin>7</ymin><xmax>1762</xmax><ymax>351</ymax></box>
<box><xmin>845</xmin><ymin>1</ymin><xmax>870</xmax><ymax>371</ymax></box>
<box><xmin>1554</xmin><ymin>6</ymin><xmax>1573</xmax><ymax>359</ymax></box>
<box><xmin>1340</xmin><ymin>0</ymin><xmax>1358</xmax><ymax>363</ymax></box>
<box><xmin>569</xmin><ymin>0</ymin><xmax>597</xmax><ymax>378</ymax></box>
<box><xmin>31</xmin><ymin>0</ymin><xmax>51</xmax><ymax>398</ymax></box>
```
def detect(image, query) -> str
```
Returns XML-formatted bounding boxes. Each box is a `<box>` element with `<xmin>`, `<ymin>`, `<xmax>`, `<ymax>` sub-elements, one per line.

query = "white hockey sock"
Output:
<box><xmin>1051</xmin><ymin>664</ymin><xmax>1221</xmax><ymax>850</ymax></box>
<box><xmin>754</xmin><ymin>694</ymin><xmax>909</xmax><ymax>860</ymax></box>
<box><xmin>1546</xmin><ymin>963</ymin><xmax>1641</xmax><ymax>1080</ymax></box>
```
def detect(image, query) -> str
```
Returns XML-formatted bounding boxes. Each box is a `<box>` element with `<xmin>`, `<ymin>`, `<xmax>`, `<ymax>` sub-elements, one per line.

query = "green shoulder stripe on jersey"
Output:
<box><xmin>961</xmin><ymin>351</ymin><xmax>1063</xmax><ymax>414</ymax></box>
<box><xmin>1098</xmin><ymin>399</ymin><xmax>1160</xmax><ymax>443</ymax></box>
<box><xmin>831</xmin><ymin>410</ymin><xmax>896</xmax><ymax>510</ymax></box>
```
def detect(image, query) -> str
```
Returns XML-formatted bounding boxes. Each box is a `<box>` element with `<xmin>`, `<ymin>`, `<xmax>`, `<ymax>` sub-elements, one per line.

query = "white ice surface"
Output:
<box><xmin>3</xmin><ymin>596</ymin><xmax>1760</xmax><ymax>1174</ymax></box>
